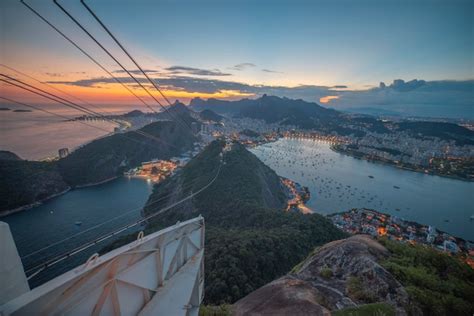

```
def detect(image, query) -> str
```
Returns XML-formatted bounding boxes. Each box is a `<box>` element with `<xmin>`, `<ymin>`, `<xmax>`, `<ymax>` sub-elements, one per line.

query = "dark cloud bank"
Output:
<box><xmin>49</xmin><ymin>75</ymin><xmax>474</xmax><ymax>119</ymax></box>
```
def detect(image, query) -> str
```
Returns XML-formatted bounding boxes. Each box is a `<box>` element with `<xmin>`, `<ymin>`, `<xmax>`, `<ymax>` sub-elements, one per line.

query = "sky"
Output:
<box><xmin>0</xmin><ymin>0</ymin><xmax>473</xmax><ymax>117</ymax></box>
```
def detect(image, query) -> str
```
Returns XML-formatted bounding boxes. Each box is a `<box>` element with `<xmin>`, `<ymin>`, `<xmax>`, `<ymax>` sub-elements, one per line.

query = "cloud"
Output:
<box><xmin>381</xmin><ymin>79</ymin><xmax>474</xmax><ymax>93</ymax></box>
<box><xmin>329</xmin><ymin>79</ymin><xmax>474</xmax><ymax>119</ymax></box>
<box><xmin>319</xmin><ymin>95</ymin><xmax>339</xmax><ymax>104</ymax></box>
<box><xmin>261</xmin><ymin>68</ymin><xmax>282</xmax><ymax>73</ymax></box>
<box><xmin>381</xmin><ymin>79</ymin><xmax>426</xmax><ymax>92</ymax></box>
<box><xmin>47</xmin><ymin>74</ymin><xmax>474</xmax><ymax>119</ymax></box>
<box><xmin>44</xmin><ymin>72</ymin><xmax>64</xmax><ymax>78</ymax></box>
<box><xmin>112</xmin><ymin>69</ymin><xmax>160</xmax><ymax>75</ymax></box>
<box><xmin>47</xmin><ymin>75</ymin><xmax>335</xmax><ymax>96</ymax></box>
<box><xmin>165</xmin><ymin>66</ymin><xmax>231</xmax><ymax>76</ymax></box>
<box><xmin>230</xmin><ymin>63</ymin><xmax>256</xmax><ymax>71</ymax></box>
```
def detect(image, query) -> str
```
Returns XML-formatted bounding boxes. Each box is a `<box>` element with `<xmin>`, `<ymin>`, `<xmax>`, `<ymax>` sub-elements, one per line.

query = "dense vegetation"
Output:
<box><xmin>141</xmin><ymin>140</ymin><xmax>346</xmax><ymax>304</ymax></box>
<box><xmin>199</xmin><ymin>109</ymin><xmax>224</xmax><ymax>122</ymax></box>
<box><xmin>396</xmin><ymin>121</ymin><xmax>474</xmax><ymax>145</ymax></box>
<box><xmin>0</xmin><ymin>150</ymin><xmax>21</xmax><ymax>161</ymax></box>
<box><xmin>0</xmin><ymin>158</ymin><xmax>68</xmax><ymax>212</ymax></box>
<box><xmin>379</xmin><ymin>238</ymin><xmax>474</xmax><ymax>315</ymax></box>
<box><xmin>0</xmin><ymin>119</ymin><xmax>195</xmax><ymax>212</ymax></box>
<box><xmin>58</xmin><ymin>120</ymin><xmax>195</xmax><ymax>186</ymax></box>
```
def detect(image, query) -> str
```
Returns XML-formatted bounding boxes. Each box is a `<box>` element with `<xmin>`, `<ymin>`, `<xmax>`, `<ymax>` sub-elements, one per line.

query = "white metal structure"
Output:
<box><xmin>0</xmin><ymin>216</ymin><xmax>205</xmax><ymax>316</ymax></box>
<box><xmin>0</xmin><ymin>222</ymin><xmax>30</xmax><ymax>305</ymax></box>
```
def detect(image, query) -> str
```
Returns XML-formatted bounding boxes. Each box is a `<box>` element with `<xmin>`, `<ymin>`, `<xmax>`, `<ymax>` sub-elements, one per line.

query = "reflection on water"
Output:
<box><xmin>0</xmin><ymin>103</ymin><xmax>128</xmax><ymax>160</ymax></box>
<box><xmin>251</xmin><ymin>138</ymin><xmax>474</xmax><ymax>241</ymax></box>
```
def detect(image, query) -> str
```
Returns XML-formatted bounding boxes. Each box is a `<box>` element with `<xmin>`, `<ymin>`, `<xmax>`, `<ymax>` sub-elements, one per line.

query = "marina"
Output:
<box><xmin>251</xmin><ymin>138</ymin><xmax>474</xmax><ymax>241</ymax></box>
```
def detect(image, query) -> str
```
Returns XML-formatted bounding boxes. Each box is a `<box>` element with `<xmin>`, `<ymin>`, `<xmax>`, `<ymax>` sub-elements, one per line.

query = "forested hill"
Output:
<box><xmin>58</xmin><ymin>119</ymin><xmax>196</xmax><ymax>187</ymax></box>
<box><xmin>199</xmin><ymin>109</ymin><xmax>224</xmax><ymax>122</ymax></box>
<box><xmin>0</xmin><ymin>120</ymin><xmax>196</xmax><ymax>214</ymax></box>
<box><xmin>191</xmin><ymin>94</ymin><xmax>342</xmax><ymax>125</ymax></box>
<box><xmin>139</xmin><ymin>140</ymin><xmax>346</xmax><ymax>304</ymax></box>
<box><xmin>0</xmin><ymin>150</ymin><xmax>22</xmax><ymax>161</ymax></box>
<box><xmin>0</xmin><ymin>158</ymin><xmax>68</xmax><ymax>213</ymax></box>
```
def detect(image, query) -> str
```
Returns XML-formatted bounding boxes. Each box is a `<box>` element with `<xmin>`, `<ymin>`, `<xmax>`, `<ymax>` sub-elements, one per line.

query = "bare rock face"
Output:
<box><xmin>233</xmin><ymin>235</ymin><xmax>412</xmax><ymax>316</ymax></box>
<box><xmin>232</xmin><ymin>276</ymin><xmax>331</xmax><ymax>316</ymax></box>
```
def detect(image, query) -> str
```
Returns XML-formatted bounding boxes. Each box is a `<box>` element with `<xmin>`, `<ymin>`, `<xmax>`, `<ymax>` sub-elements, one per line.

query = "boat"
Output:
<box><xmin>393</xmin><ymin>186</ymin><xmax>400</xmax><ymax>189</ymax></box>
<box><xmin>368</xmin><ymin>175</ymin><xmax>374</xmax><ymax>179</ymax></box>
<box><xmin>470</xmin><ymin>215</ymin><xmax>474</xmax><ymax>221</ymax></box>
<box><xmin>74</xmin><ymin>221</ymin><xmax>82</xmax><ymax>226</ymax></box>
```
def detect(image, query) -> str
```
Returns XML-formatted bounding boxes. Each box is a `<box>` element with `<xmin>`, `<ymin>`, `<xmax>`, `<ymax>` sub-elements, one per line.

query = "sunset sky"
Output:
<box><xmin>1</xmin><ymin>0</ymin><xmax>472</xmax><ymax>113</ymax></box>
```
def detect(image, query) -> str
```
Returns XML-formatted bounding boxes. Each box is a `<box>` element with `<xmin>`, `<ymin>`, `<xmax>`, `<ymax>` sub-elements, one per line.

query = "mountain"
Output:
<box><xmin>189</xmin><ymin>97</ymin><xmax>258</xmax><ymax>115</ymax></box>
<box><xmin>156</xmin><ymin>101</ymin><xmax>200</xmax><ymax>128</ymax></box>
<box><xmin>122</xmin><ymin>109</ymin><xmax>144</xmax><ymax>117</ymax></box>
<box><xmin>238</xmin><ymin>94</ymin><xmax>340</xmax><ymax>126</ymax></box>
<box><xmin>395</xmin><ymin>121</ymin><xmax>474</xmax><ymax>145</ymax></box>
<box><xmin>191</xmin><ymin>95</ymin><xmax>474</xmax><ymax>142</ymax></box>
<box><xmin>0</xmin><ymin>120</ymin><xmax>196</xmax><ymax>213</ymax></box>
<box><xmin>58</xmin><ymin>120</ymin><xmax>196</xmax><ymax>187</ymax></box>
<box><xmin>199</xmin><ymin>109</ymin><xmax>224</xmax><ymax>122</ymax></box>
<box><xmin>343</xmin><ymin>107</ymin><xmax>403</xmax><ymax>117</ymax></box>
<box><xmin>0</xmin><ymin>159</ymin><xmax>68</xmax><ymax>213</ymax></box>
<box><xmin>126</xmin><ymin>140</ymin><xmax>347</xmax><ymax>304</ymax></box>
<box><xmin>233</xmin><ymin>235</ymin><xmax>474</xmax><ymax>315</ymax></box>
<box><xmin>0</xmin><ymin>150</ymin><xmax>21</xmax><ymax>161</ymax></box>
<box><xmin>190</xmin><ymin>95</ymin><xmax>365</xmax><ymax>136</ymax></box>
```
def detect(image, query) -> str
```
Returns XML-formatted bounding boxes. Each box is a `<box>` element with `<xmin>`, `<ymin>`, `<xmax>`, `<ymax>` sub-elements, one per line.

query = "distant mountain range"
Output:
<box><xmin>190</xmin><ymin>95</ymin><xmax>474</xmax><ymax>144</ymax></box>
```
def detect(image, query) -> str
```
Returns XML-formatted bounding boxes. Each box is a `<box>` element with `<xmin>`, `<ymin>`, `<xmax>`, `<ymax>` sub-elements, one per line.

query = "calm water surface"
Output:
<box><xmin>3</xmin><ymin>177</ymin><xmax>152</xmax><ymax>287</ymax></box>
<box><xmin>3</xmin><ymin>138</ymin><xmax>473</xmax><ymax>288</ymax></box>
<box><xmin>251</xmin><ymin>138</ymin><xmax>474</xmax><ymax>241</ymax></box>
<box><xmin>0</xmin><ymin>104</ymin><xmax>127</xmax><ymax>160</ymax></box>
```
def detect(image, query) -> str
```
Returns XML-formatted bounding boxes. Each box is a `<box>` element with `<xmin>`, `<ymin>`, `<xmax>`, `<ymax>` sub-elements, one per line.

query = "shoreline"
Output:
<box><xmin>331</xmin><ymin>145</ymin><xmax>473</xmax><ymax>182</ymax></box>
<box><xmin>0</xmin><ymin>176</ymin><xmax>122</xmax><ymax>217</ymax></box>
<box><xmin>74</xmin><ymin>176</ymin><xmax>119</xmax><ymax>188</ymax></box>
<box><xmin>0</xmin><ymin>187</ymin><xmax>71</xmax><ymax>218</ymax></box>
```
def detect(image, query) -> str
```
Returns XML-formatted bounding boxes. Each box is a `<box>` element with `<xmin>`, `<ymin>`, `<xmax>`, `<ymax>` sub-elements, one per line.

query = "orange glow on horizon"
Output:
<box><xmin>0</xmin><ymin>80</ymin><xmax>255</xmax><ymax>108</ymax></box>
<box><xmin>319</xmin><ymin>95</ymin><xmax>339</xmax><ymax>104</ymax></box>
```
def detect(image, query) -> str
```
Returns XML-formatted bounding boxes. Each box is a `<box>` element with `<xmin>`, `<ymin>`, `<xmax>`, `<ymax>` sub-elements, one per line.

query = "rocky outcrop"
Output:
<box><xmin>233</xmin><ymin>235</ymin><xmax>411</xmax><ymax>315</ymax></box>
<box><xmin>233</xmin><ymin>276</ymin><xmax>331</xmax><ymax>316</ymax></box>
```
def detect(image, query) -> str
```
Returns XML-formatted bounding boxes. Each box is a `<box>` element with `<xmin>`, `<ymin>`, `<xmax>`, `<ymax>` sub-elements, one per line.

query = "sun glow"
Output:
<box><xmin>319</xmin><ymin>95</ymin><xmax>339</xmax><ymax>104</ymax></box>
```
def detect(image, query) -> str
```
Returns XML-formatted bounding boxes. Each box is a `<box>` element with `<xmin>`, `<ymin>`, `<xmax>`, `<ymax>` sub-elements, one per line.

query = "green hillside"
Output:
<box><xmin>58</xmin><ymin>120</ymin><xmax>196</xmax><ymax>187</ymax></box>
<box><xmin>140</xmin><ymin>140</ymin><xmax>346</xmax><ymax>304</ymax></box>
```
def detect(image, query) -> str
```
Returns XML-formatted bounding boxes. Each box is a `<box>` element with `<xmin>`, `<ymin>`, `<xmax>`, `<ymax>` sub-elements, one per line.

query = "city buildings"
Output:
<box><xmin>328</xmin><ymin>208</ymin><xmax>474</xmax><ymax>268</ymax></box>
